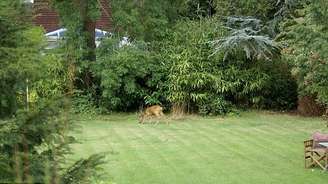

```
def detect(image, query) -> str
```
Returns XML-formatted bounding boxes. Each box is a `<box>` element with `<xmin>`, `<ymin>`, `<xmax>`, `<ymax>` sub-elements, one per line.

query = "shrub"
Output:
<box><xmin>198</xmin><ymin>95</ymin><xmax>234</xmax><ymax>116</ymax></box>
<box><xmin>71</xmin><ymin>90</ymin><xmax>102</xmax><ymax>115</ymax></box>
<box><xmin>278</xmin><ymin>0</ymin><xmax>328</xmax><ymax>110</ymax></box>
<box><xmin>259</xmin><ymin>59</ymin><xmax>298</xmax><ymax>110</ymax></box>
<box><xmin>94</xmin><ymin>17</ymin><xmax>297</xmax><ymax>115</ymax></box>
<box><xmin>94</xmin><ymin>37</ymin><xmax>168</xmax><ymax>111</ymax></box>
<box><xmin>163</xmin><ymin>16</ymin><xmax>297</xmax><ymax>114</ymax></box>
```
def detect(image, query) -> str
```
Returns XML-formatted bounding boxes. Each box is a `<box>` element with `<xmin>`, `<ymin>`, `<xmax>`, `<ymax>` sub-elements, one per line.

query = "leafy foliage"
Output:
<box><xmin>214</xmin><ymin>0</ymin><xmax>280</xmax><ymax>20</ymax></box>
<box><xmin>253</xmin><ymin>60</ymin><xmax>298</xmax><ymax>110</ymax></box>
<box><xmin>0</xmin><ymin>0</ymin><xmax>44</xmax><ymax>118</ymax></box>
<box><xmin>0</xmin><ymin>98</ymin><xmax>71</xmax><ymax>183</ymax></box>
<box><xmin>61</xmin><ymin>153</ymin><xmax>106</xmax><ymax>184</ymax></box>
<box><xmin>94</xmin><ymin>37</ymin><xmax>168</xmax><ymax>111</ymax></box>
<box><xmin>212</xmin><ymin>29</ymin><xmax>281</xmax><ymax>61</ymax></box>
<box><xmin>181</xmin><ymin>0</ymin><xmax>216</xmax><ymax>19</ymax></box>
<box><xmin>198</xmin><ymin>95</ymin><xmax>234</xmax><ymax>116</ymax></box>
<box><xmin>0</xmin><ymin>98</ymin><xmax>106</xmax><ymax>183</ymax></box>
<box><xmin>0</xmin><ymin>1</ymin><xmax>107</xmax><ymax>183</ymax></box>
<box><xmin>164</xmin><ymin>18</ymin><xmax>295</xmax><ymax>114</ymax></box>
<box><xmin>278</xmin><ymin>0</ymin><xmax>328</xmax><ymax>106</ymax></box>
<box><xmin>212</xmin><ymin>16</ymin><xmax>281</xmax><ymax>61</ymax></box>
<box><xmin>34</xmin><ymin>52</ymin><xmax>70</xmax><ymax>98</ymax></box>
<box><xmin>111</xmin><ymin>0</ymin><xmax>185</xmax><ymax>41</ymax></box>
<box><xmin>71</xmin><ymin>90</ymin><xmax>101</xmax><ymax>115</ymax></box>
<box><xmin>163</xmin><ymin>19</ymin><xmax>231</xmax><ymax>114</ymax></box>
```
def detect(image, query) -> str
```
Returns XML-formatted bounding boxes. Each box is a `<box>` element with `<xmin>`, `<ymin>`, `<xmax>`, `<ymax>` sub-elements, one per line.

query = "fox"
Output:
<box><xmin>138</xmin><ymin>105</ymin><xmax>167</xmax><ymax>124</ymax></box>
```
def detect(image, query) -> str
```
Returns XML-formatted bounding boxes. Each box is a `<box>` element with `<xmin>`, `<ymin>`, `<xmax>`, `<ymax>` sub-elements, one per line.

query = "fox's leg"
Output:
<box><xmin>153</xmin><ymin>113</ymin><xmax>160</xmax><ymax>125</ymax></box>
<box><xmin>159</xmin><ymin>111</ymin><xmax>169</xmax><ymax>125</ymax></box>
<box><xmin>139</xmin><ymin>115</ymin><xmax>144</xmax><ymax>124</ymax></box>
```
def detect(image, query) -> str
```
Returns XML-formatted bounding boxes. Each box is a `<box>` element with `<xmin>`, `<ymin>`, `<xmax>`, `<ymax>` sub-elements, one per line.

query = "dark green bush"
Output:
<box><xmin>259</xmin><ymin>60</ymin><xmax>298</xmax><ymax>110</ymax></box>
<box><xmin>278</xmin><ymin>0</ymin><xmax>328</xmax><ymax>108</ymax></box>
<box><xmin>198</xmin><ymin>95</ymin><xmax>234</xmax><ymax>116</ymax></box>
<box><xmin>94</xmin><ymin>37</ymin><xmax>168</xmax><ymax>111</ymax></box>
<box><xmin>71</xmin><ymin>90</ymin><xmax>102</xmax><ymax>115</ymax></box>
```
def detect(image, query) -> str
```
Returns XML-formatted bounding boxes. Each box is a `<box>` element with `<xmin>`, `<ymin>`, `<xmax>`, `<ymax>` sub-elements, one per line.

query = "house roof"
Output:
<box><xmin>33</xmin><ymin>0</ymin><xmax>112</xmax><ymax>33</ymax></box>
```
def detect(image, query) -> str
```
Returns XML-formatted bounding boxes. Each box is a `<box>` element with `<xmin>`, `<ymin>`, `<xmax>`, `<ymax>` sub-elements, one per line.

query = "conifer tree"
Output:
<box><xmin>0</xmin><ymin>1</ymin><xmax>106</xmax><ymax>183</ymax></box>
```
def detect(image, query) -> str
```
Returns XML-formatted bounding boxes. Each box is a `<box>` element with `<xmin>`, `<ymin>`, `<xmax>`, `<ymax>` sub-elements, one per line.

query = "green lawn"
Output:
<box><xmin>70</xmin><ymin>111</ymin><xmax>328</xmax><ymax>184</ymax></box>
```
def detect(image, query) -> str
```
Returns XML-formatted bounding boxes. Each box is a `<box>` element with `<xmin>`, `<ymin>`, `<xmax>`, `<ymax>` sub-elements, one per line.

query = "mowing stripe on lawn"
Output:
<box><xmin>140</xmin><ymin>124</ymin><xmax>222</xmax><ymax>184</ymax></box>
<box><xmin>199</xmin><ymin>121</ymin><xmax>308</xmax><ymax>171</ymax></box>
<box><xmin>126</xmin><ymin>125</ymin><xmax>185</xmax><ymax>184</ymax></box>
<box><xmin>172</xmin><ymin>121</ymin><xmax>267</xmax><ymax>181</ymax></box>
<box><xmin>178</xmin><ymin>121</ymin><xmax>277</xmax><ymax>183</ymax></box>
<box><xmin>110</xmin><ymin>126</ymin><xmax>157</xmax><ymax>183</ymax></box>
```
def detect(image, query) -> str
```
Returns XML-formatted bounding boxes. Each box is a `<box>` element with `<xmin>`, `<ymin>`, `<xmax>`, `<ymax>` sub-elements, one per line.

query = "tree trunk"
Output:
<box><xmin>78</xmin><ymin>0</ymin><xmax>96</xmax><ymax>88</ymax></box>
<box><xmin>82</xmin><ymin>18</ymin><xmax>96</xmax><ymax>88</ymax></box>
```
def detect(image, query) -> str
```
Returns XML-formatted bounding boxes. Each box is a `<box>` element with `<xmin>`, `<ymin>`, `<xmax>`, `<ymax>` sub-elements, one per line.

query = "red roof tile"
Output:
<box><xmin>33</xmin><ymin>0</ymin><xmax>112</xmax><ymax>32</ymax></box>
